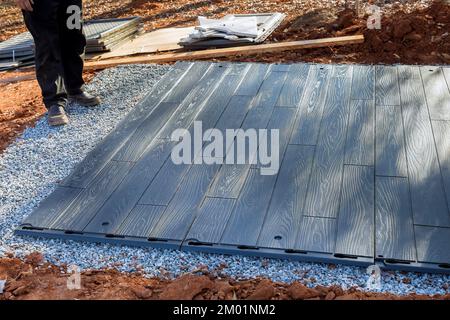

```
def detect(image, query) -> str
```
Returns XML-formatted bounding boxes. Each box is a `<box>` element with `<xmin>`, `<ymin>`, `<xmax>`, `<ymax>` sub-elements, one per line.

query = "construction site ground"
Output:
<box><xmin>1</xmin><ymin>0</ymin><xmax>450</xmax><ymax>300</ymax></box>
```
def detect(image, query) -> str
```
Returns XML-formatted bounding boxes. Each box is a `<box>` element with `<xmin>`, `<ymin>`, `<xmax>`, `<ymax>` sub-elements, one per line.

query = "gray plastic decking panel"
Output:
<box><xmin>420</xmin><ymin>66</ymin><xmax>450</xmax><ymax>121</ymax></box>
<box><xmin>375</xmin><ymin>66</ymin><xmax>400</xmax><ymax>106</ymax></box>
<box><xmin>289</xmin><ymin>65</ymin><xmax>332</xmax><ymax>145</ymax></box>
<box><xmin>375</xmin><ymin>105</ymin><xmax>408</xmax><ymax>177</ymax></box>
<box><xmin>375</xmin><ymin>176</ymin><xmax>416</xmax><ymax>261</ymax></box>
<box><xmin>303</xmin><ymin>75</ymin><xmax>352</xmax><ymax>218</ymax></box>
<box><xmin>17</xmin><ymin>63</ymin><xmax>450</xmax><ymax>274</ymax></box>
<box><xmin>344</xmin><ymin>100</ymin><xmax>375</xmax><ymax>166</ymax></box>
<box><xmin>335</xmin><ymin>165</ymin><xmax>374</xmax><ymax>257</ymax></box>
<box><xmin>400</xmin><ymin>76</ymin><xmax>450</xmax><ymax>227</ymax></box>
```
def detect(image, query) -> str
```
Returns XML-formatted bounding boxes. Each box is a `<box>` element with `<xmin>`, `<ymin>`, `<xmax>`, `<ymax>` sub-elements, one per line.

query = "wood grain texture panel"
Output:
<box><xmin>375</xmin><ymin>105</ymin><xmax>408</xmax><ymax>177</ymax></box>
<box><xmin>50</xmin><ymin>161</ymin><xmax>134</xmax><ymax>231</ymax></box>
<box><xmin>22</xmin><ymin>187</ymin><xmax>82</xmax><ymax>228</ymax></box>
<box><xmin>295</xmin><ymin>217</ymin><xmax>336</xmax><ymax>253</ymax></box>
<box><xmin>113</xmin><ymin>102</ymin><xmax>180</xmax><ymax>161</ymax></box>
<box><xmin>149</xmin><ymin>164</ymin><xmax>220</xmax><ymax>240</ymax></box>
<box><xmin>185</xmin><ymin>197</ymin><xmax>236</xmax><ymax>243</ymax></box>
<box><xmin>415</xmin><ymin>226</ymin><xmax>450</xmax><ymax>264</ymax></box>
<box><xmin>331</xmin><ymin>65</ymin><xmax>352</xmax><ymax>78</ymax></box>
<box><xmin>158</xmin><ymin>66</ymin><xmax>227</xmax><ymax>139</ymax></box>
<box><xmin>116</xmin><ymin>205</ymin><xmax>166</xmax><ymax>237</ymax></box>
<box><xmin>139</xmin><ymin>74</ymin><xmax>249</xmax><ymax>205</ymax></box>
<box><xmin>400</xmin><ymin>77</ymin><xmax>450</xmax><ymax>227</ymax></box>
<box><xmin>335</xmin><ymin>165</ymin><xmax>374</xmax><ymax>257</ymax></box>
<box><xmin>303</xmin><ymin>76</ymin><xmax>352</xmax><ymax>218</ymax></box>
<box><xmin>290</xmin><ymin>65</ymin><xmax>332</xmax><ymax>145</ymax></box>
<box><xmin>257</xmin><ymin>145</ymin><xmax>315</xmax><ymax>249</ymax></box>
<box><xmin>432</xmin><ymin>120</ymin><xmax>450</xmax><ymax>215</ymax></box>
<box><xmin>375</xmin><ymin>176</ymin><xmax>416</xmax><ymax>261</ymax></box>
<box><xmin>420</xmin><ymin>66</ymin><xmax>450</xmax><ymax>120</ymax></box>
<box><xmin>397</xmin><ymin>65</ymin><xmax>421</xmax><ymax>79</ymax></box>
<box><xmin>162</xmin><ymin>62</ymin><xmax>211</xmax><ymax>103</ymax></box>
<box><xmin>208</xmin><ymin>107</ymin><xmax>295</xmax><ymax>198</ymax></box>
<box><xmin>220</xmin><ymin>168</ymin><xmax>277</xmax><ymax>246</ymax></box>
<box><xmin>251</xmin><ymin>70</ymin><xmax>287</xmax><ymax>109</ymax></box>
<box><xmin>60</xmin><ymin>62</ymin><xmax>192</xmax><ymax>188</ymax></box>
<box><xmin>206</xmin><ymin>106</ymin><xmax>273</xmax><ymax>199</ymax></box>
<box><xmin>344</xmin><ymin>100</ymin><xmax>374</xmax><ymax>166</ymax></box>
<box><xmin>276</xmin><ymin>64</ymin><xmax>310</xmax><ymax>107</ymax></box>
<box><xmin>235</xmin><ymin>63</ymin><xmax>269</xmax><ymax>96</ymax></box>
<box><xmin>376</xmin><ymin>66</ymin><xmax>400</xmax><ymax>106</ymax></box>
<box><xmin>83</xmin><ymin>139</ymin><xmax>173</xmax><ymax>234</ymax></box>
<box><xmin>271</xmin><ymin>64</ymin><xmax>291</xmax><ymax>72</ymax></box>
<box><xmin>351</xmin><ymin>65</ymin><xmax>374</xmax><ymax>100</ymax></box>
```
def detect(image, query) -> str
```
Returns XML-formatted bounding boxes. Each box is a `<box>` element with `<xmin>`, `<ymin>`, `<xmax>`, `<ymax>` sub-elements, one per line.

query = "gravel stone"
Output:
<box><xmin>0</xmin><ymin>64</ymin><xmax>448</xmax><ymax>296</ymax></box>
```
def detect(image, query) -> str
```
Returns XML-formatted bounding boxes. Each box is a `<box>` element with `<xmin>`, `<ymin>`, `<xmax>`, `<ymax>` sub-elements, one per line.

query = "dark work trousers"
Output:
<box><xmin>22</xmin><ymin>0</ymin><xmax>86</xmax><ymax>109</ymax></box>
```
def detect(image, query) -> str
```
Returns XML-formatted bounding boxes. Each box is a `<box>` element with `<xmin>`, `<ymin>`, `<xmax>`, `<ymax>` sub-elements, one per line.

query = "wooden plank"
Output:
<box><xmin>83</xmin><ymin>138</ymin><xmax>173</xmax><ymax>234</ymax></box>
<box><xmin>149</xmin><ymin>164</ymin><xmax>220</xmax><ymax>240</ymax></box>
<box><xmin>158</xmin><ymin>65</ymin><xmax>227</xmax><ymax>139</ymax></box>
<box><xmin>432</xmin><ymin>120</ymin><xmax>450</xmax><ymax>213</ymax></box>
<box><xmin>351</xmin><ymin>65</ymin><xmax>374</xmax><ymax>100</ymax></box>
<box><xmin>295</xmin><ymin>217</ymin><xmax>336</xmax><ymax>253</ymax></box>
<box><xmin>162</xmin><ymin>62</ymin><xmax>211</xmax><ymax>103</ymax></box>
<box><xmin>415</xmin><ymin>226</ymin><xmax>450</xmax><ymax>264</ymax></box>
<box><xmin>344</xmin><ymin>100</ymin><xmax>375</xmax><ymax>166</ymax></box>
<box><xmin>290</xmin><ymin>65</ymin><xmax>332</xmax><ymax>145</ymax></box>
<box><xmin>400</xmin><ymin>77</ymin><xmax>450</xmax><ymax>227</ymax></box>
<box><xmin>375</xmin><ymin>66</ymin><xmax>400</xmax><ymax>106</ymax></box>
<box><xmin>235</xmin><ymin>64</ymin><xmax>269</xmax><ymax>96</ymax></box>
<box><xmin>113</xmin><ymin>102</ymin><xmax>180</xmax><ymax>161</ymax></box>
<box><xmin>220</xmin><ymin>168</ymin><xmax>277</xmax><ymax>246</ymax></box>
<box><xmin>140</xmin><ymin>74</ymin><xmax>253</xmax><ymax>205</ymax></box>
<box><xmin>375</xmin><ymin>176</ymin><xmax>416</xmax><ymax>261</ymax></box>
<box><xmin>60</xmin><ymin>62</ymin><xmax>192</xmax><ymax>188</ymax></box>
<box><xmin>420</xmin><ymin>66</ymin><xmax>450</xmax><ymax>120</ymax></box>
<box><xmin>50</xmin><ymin>161</ymin><xmax>134</xmax><ymax>231</ymax></box>
<box><xmin>335</xmin><ymin>165</ymin><xmax>374</xmax><ymax>257</ymax></box>
<box><xmin>257</xmin><ymin>145</ymin><xmax>315</xmax><ymax>249</ymax></box>
<box><xmin>251</xmin><ymin>70</ymin><xmax>287</xmax><ymax>109</ymax></box>
<box><xmin>84</xmin><ymin>35</ymin><xmax>365</xmax><ymax>70</ymax></box>
<box><xmin>303</xmin><ymin>76</ymin><xmax>352</xmax><ymax>218</ymax></box>
<box><xmin>375</xmin><ymin>105</ymin><xmax>408</xmax><ymax>177</ymax></box>
<box><xmin>22</xmin><ymin>187</ymin><xmax>82</xmax><ymax>228</ymax></box>
<box><xmin>116</xmin><ymin>205</ymin><xmax>166</xmax><ymax>237</ymax></box>
<box><xmin>276</xmin><ymin>64</ymin><xmax>310</xmax><ymax>107</ymax></box>
<box><xmin>185</xmin><ymin>197</ymin><xmax>236</xmax><ymax>243</ymax></box>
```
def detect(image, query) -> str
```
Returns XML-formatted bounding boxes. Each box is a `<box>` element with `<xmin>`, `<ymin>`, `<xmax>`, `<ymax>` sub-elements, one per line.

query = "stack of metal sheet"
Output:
<box><xmin>0</xmin><ymin>17</ymin><xmax>142</xmax><ymax>71</ymax></box>
<box><xmin>179</xmin><ymin>13</ymin><xmax>286</xmax><ymax>49</ymax></box>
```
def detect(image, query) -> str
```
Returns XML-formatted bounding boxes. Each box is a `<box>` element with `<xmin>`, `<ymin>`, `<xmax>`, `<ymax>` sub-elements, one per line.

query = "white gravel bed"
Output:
<box><xmin>0</xmin><ymin>64</ymin><xmax>448</xmax><ymax>296</ymax></box>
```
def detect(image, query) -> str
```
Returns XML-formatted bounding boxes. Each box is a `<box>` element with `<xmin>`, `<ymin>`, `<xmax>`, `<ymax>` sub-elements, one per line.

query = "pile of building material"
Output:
<box><xmin>0</xmin><ymin>17</ymin><xmax>142</xmax><ymax>71</ymax></box>
<box><xmin>179</xmin><ymin>13</ymin><xmax>286</xmax><ymax>49</ymax></box>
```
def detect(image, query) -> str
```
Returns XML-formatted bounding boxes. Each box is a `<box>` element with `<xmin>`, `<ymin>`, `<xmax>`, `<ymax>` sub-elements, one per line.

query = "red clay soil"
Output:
<box><xmin>0</xmin><ymin>253</ymin><xmax>449</xmax><ymax>300</ymax></box>
<box><xmin>0</xmin><ymin>70</ymin><xmax>96</xmax><ymax>153</ymax></box>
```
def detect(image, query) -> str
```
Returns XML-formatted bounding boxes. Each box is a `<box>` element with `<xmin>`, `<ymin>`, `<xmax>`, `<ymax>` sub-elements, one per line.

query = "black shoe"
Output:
<box><xmin>68</xmin><ymin>91</ymin><xmax>101</xmax><ymax>107</ymax></box>
<box><xmin>48</xmin><ymin>105</ymin><xmax>69</xmax><ymax>126</ymax></box>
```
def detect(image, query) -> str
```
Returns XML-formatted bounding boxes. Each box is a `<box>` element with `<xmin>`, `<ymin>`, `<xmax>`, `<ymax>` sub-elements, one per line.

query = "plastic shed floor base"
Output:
<box><xmin>17</xmin><ymin>62</ymin><xmax>450</xmax><ymax>274</ymax></box>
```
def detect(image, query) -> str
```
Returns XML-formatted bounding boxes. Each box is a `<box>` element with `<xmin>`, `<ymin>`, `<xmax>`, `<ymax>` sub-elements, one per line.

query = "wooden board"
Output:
<box><xmin>84</xmin><ymin>35</ymin><xmax>365</xmax><ymax>70</ymax></box>
<box><xmin>18</xmin><ymin>63</ymin><xmax>450</xmax><ymax>274</ymax></box>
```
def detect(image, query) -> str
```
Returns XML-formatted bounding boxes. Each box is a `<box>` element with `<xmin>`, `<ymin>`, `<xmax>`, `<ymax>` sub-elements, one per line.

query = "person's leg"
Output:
<box><xmin>57</xmin><ymin>0</ymin><xmax>86</xmax><ymax>95</ymax></box>
<box><xmin>22</xmin><ymin>0</ymin><xmax>68</xmax><ymax>110</ymax></box>
<box><xmin>57</xmin><ymin>0</ymin><xmax>101</xmax><ymax>106</ymax></box>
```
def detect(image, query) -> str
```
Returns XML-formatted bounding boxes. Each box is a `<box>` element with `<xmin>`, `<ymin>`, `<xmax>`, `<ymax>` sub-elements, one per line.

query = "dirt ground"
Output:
<box><xmin>0</xmin><ymin>253</ymin><xmax>449</xmax><ymax>300</ymax></box>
